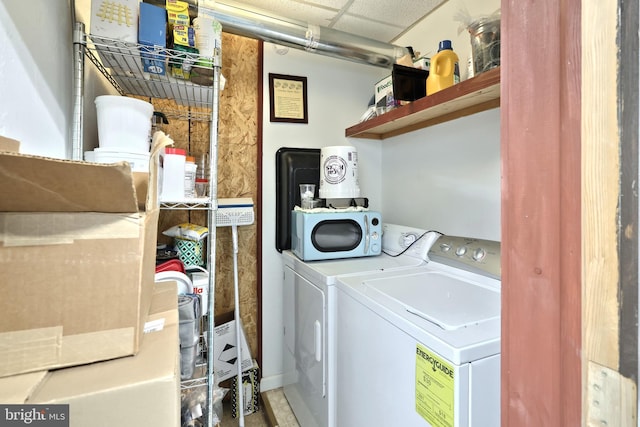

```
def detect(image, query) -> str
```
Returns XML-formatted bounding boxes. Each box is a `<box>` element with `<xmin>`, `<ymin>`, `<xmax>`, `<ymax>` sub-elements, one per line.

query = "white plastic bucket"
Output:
<box><xmin>319</xmin><ymin>146</ymin><xmax>361</xmax><ymax>199</ymax></box>
<box><xmin>95</xmin><ymin>95</ymin><xmax>153</xmax><ymax>153</ymax></box>
<box><xmin>85</xmin><ymin>148</ymin><xmax>150</xmax><ymax>172</ymax></box>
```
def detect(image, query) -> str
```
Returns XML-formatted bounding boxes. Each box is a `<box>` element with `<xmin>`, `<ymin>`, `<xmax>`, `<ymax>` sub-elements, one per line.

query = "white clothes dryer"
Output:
<box><xmin>335</xmin><ymin>235</ymin><xmax>501</xmax><ymax>427</ymax></box>
<box><xmin>282</xmin><ymin>224</ymin><xmax>441</xmax><ymax>427</ymax></box>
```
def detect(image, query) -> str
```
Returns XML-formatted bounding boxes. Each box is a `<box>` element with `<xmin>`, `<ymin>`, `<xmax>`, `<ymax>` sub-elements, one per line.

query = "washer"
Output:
<box><xmin>335</xmin><ymin>235</ymin><xmax>501</xmax><ymax>427</ymax></box>
<box><xmin>282</xmin><ymin>224</ymin><xmax>441</xmax><ymax>427</ymax></box>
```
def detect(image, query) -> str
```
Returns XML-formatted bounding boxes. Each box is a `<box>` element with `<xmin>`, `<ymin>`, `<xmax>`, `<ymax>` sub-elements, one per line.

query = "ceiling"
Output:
<box><xmin>217</xmin><ymin>0</ymin><xmax>448</xmax><ymax>44</ymax></box>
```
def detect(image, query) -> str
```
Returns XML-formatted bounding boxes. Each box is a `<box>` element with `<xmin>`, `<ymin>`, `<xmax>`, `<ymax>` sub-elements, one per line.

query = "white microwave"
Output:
<box><xmin>290</xmin><ymin>210</ymin><xmax>382</xmax><ymax>261</ymax></box>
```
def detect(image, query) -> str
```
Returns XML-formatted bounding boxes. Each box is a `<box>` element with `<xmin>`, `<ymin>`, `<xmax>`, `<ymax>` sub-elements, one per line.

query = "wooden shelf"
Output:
<box><xmin>345</xmin><ymin>67</ymin><xmax>501</xmax><ymax>140</ymax></box>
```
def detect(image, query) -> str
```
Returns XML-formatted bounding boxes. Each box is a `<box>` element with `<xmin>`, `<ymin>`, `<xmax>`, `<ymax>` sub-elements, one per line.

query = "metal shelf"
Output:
<box><xmin>345</xmin><ymin>67</ymin><xmax>501</xmax><ymax>139</ymax></box>
<box><xmin>181</xmin><ymin>336</ymin><xmax>209</xmax><ymax>391</ymax></box>
<box><xmin>84</xmin><ymin>34</ymin><xmax>220</xmax><ymax>121</ymax></box>
<box><xmin>74</xmin><ymin>24</ymin><xmax>222</xmax><ymax>427</ymax></box>
<box><xmin>160</xmin><ymin>198</ymin><xmax>212</xmax><ymax>210</ymax></box>
<box><xmin>181</xmin><ymin>374</ymin><xmax>208</xmax><ymax>390</ymax></box>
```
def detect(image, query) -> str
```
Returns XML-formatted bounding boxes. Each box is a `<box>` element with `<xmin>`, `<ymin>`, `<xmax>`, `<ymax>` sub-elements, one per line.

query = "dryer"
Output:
<box><xmin>281</xmin><ymin>224</ymin><xmax>441</xmax><ymax>427</ymax></box>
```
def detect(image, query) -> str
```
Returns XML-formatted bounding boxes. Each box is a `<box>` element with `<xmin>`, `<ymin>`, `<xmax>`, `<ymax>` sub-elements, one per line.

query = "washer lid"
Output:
<box><xmin>364</xmin><ymin>271</ymin><xmax>500</xmax><ymax>331</ymax></box>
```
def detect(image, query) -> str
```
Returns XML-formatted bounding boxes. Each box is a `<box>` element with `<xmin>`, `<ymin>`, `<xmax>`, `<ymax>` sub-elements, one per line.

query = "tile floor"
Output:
<box><xmin>261</xmin><ymin>388</ymin><xmax>300</xmax><ymax>427</ymax></box>
<box><xmin>219</xmin><ymin>400</ymin><xmax>268</xmax><ymax>426</ymax></box>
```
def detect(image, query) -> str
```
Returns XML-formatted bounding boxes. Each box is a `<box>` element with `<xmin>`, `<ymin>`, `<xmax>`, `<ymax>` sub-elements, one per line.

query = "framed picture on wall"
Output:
<box><xmin>269</xmin><ymin>73</ymin><xmax>308</xmax><ymax>123</ymax></box>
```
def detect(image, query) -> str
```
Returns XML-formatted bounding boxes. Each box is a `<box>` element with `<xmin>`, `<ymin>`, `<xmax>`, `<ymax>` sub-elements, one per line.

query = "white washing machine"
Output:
<box><xmin>335</xmin><ymin>235</ymin><xmax>501</xmax><ymax>427</ymax></box>
<box><xmin>282</xmin><ymin>224</ymin><xmax>441</xmax><ymax>427</ymax></box>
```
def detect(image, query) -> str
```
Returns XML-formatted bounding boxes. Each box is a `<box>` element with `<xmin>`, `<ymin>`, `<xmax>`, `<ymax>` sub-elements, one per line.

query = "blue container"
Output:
<box><xmin>138</xmin><ymin>2</ymin><xmax>167</xmax><ymax>75</ymax></box>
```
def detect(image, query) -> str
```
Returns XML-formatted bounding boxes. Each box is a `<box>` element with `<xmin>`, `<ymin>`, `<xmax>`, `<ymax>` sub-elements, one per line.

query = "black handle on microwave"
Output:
<box><xmin>364</xmin><ymin>214</ymin><xmax>370</xmax><ymax>254</ymax></box>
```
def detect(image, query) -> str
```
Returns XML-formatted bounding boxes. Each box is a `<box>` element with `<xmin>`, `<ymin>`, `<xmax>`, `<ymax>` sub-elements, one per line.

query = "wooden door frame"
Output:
<box><xmin>502</xmin><ymin>0</ymin><xmax>639</xmax><ymax>425</ymax></box>
<box><xmin>500</xmin><ymin>0</ymin><xmax>582</xmax><ymax>425</ymax></box>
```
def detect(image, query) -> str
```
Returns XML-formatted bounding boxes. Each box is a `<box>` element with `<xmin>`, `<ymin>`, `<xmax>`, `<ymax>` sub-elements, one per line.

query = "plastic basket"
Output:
<box><xmin>175</xmin><ymin>238</ymin><xmax>205</xmax><ymax>268</ymax></box>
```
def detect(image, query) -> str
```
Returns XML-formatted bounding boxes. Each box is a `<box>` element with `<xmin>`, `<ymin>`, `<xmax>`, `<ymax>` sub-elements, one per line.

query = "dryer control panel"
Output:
<box><xmin>428</xmin><ymin>235</ymin><xmax>501</xmax><ymax>280</ymax></box>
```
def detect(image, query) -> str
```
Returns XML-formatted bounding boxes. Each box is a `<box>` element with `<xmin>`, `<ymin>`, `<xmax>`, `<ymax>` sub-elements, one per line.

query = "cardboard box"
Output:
<box><xmin>374</xmin><ymin>74</ymin><xmax>399</xmax><ymax>109</ymax></box>
<box><xmin>0</xmin><ymin>282</ymin><xmax>180</xmax><ymax>427</ymax></box>
<box><xmin>139</xmin><ymin>2</ymin><xmax>167</xmax><ymax>75</ymax></box>
<box><xmin>0</xmin><ymin>144</ymin><xmax>159</xmax><ymax>377</ymax></box>
<box><xmin>213</xmin><ymin>320</ymin><xmax>253</xmax><ymax>384</ymax></box>
<box><xmin>231</xmin><ymin>359</ymin><xmax>260</xmax><ymax>418</ymax></box>
<box><xmin>414</xmin><ymin>56</ymin><xmax>431</xmax><ymax>72</ymax></box>
<box><xmin>0</xmin><ymin>135</ymin><xmax>20</xmax><ymax>152</ymax></box>
<box><xmin>166</xmin><ymin>0</ymin><xmax>191</xmax><ymax>26</ymax></box>
<box><xmin>169</xmin><ymin>22</ymin><xmax>198</xmax><ymax>80</ymax></box>
<box><xmin>172</xmin><ymin>25</ymin><xmax>196</xmax><ymax>48</ymax></box>
<box><xmin>90</xmin><ymin>0</ymin><xmax>140</xmax><ymax>43</ymax></box>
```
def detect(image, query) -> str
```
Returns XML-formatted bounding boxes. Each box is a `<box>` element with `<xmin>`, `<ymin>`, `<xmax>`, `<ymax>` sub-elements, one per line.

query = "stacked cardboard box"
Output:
<box><xmin>0</xmin><ymin>282</ymin><xmax>180</xmax><ymax>427</ymax></box>
<box><xmin>0</xmin><ymin>136</ymin><xmax>159</xmax><ymax>377</ymax></box>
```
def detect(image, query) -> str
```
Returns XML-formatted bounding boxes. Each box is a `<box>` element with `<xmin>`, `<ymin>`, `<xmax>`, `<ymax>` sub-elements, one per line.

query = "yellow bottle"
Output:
<box><xmin>426</xmin><ymin>40</ymin><xmax>459</xmax><ymax>95</ymax></box>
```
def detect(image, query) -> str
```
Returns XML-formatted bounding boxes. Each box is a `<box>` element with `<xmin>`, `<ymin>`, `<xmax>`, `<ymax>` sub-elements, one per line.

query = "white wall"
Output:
<box><xmin>384</xmin><ymin>0</ymin><xmax>502</xmax><ymax>240</ymax></box>
<box><xmin>260</xmin><ymin>43</ymin><xmax>387</xmax><ymax>389</ymax></box>
<box><xmin>74</xmin><ymin>0</ymin><xmax>121</xmax><ymax>151</ymax></box>
<box><xmin>0</xmin><ymin>0</ymin><xmax>117</xmax><ymax>158</ymax></box>
<box><xmin>0</xmin><ymin>0</ymin><xmax>73</xmax><ymax>158</ymax></box>
<box><xmin>378</xmin><ymin>109</ymin><xmax>501</xmax><ymax>240</ymax></box>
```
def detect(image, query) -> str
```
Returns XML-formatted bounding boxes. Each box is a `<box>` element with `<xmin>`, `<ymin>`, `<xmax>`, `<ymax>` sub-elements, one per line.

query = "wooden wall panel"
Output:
<box><xmin>583</xmin><ymin>0</ymin><xmax>638</xmax><ymax>423</ymax></box>
<box><xmin>215</xmin><ymin>33</ymin><xmax>259</xmax><ymax>359</ymax></box>
<box><xmin>156</xmin><ymin>33</ymin><xmax>260</xmax><ymax>359</ymax></box>
<box><xmin>582</xmin><ymin>0</ymin><xmax>620</xmax><ymax>371</ymax></box>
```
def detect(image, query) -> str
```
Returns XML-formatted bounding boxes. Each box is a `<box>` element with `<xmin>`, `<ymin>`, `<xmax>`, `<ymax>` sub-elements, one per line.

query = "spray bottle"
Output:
<box><xmin>426</xmin><ymin>40</ymin><xmax>459</xmax><ymax>95</ymax></box>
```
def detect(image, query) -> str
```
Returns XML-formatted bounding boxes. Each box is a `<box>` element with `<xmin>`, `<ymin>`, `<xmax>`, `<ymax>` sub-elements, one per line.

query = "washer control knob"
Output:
<box><xmin>473</xmin><ymin>247</ymin><xmax>486</xmax><ymax>261</ymax></box>
<box><xmin>372</xmin><ymin>244</ymin><xmax>380</xmax><ymax>253</ymax></box>
<box><xmin>440</xmin><ymin>243</ymin><xmax>451</xmax><ymax>252</ymax></box>
<box><xmin>372</xmin><ymin>232</ymin><xmax>380</xmax><ymax>240</ymax></box>
<box><xmin>455</xmin><ymin>246</ymin><xmax>467</xmax><ymax>257</ymax></box>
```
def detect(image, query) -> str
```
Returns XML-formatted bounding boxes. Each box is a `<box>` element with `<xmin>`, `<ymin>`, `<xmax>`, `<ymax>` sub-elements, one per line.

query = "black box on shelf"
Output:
<box><xmin>392</xmin><ymin>63</ymin><xmax>429</xmax><ymax>101</ymax></box>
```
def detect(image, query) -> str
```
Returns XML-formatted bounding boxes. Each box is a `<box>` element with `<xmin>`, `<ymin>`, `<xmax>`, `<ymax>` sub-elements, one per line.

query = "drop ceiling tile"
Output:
<box><xmin>220</xmin><ymin>0</ymin><xmax>338</xmax><ymax>26</ymax></box>
<box><xmin>331</xmin><ymin>13</ymin><xmax>404</xmax><ymax>43</ymax></box>
<box><xmin>348</xmin><ymin>0</ymin><xmax>447</xmax><ymax>28</ymax></box>
<box><xmin>304</xmin><ymin>0</ymin><xmax>351</xmax><ymax>9</ymax></box>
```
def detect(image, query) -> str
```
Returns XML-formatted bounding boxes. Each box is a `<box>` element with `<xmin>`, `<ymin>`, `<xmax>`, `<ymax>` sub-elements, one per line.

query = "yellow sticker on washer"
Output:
<box><xmin>415</xmin><ymin>344</ymin><xmax>455</xmax><ymax>427</ymax></box>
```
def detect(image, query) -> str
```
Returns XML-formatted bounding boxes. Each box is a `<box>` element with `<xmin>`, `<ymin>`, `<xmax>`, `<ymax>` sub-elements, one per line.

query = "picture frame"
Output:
<box><xmin>269</xmin><ymin>73</ymin><xmax>308</xmax><ymax>123</ymax></box>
